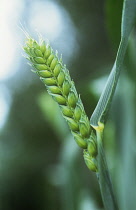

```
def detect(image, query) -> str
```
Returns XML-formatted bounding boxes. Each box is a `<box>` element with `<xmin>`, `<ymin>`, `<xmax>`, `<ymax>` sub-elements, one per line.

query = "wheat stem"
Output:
<box><xmin>96</xmin><ymin>130</ymin><xmax>118</xmax><ymax>210</ymax></box>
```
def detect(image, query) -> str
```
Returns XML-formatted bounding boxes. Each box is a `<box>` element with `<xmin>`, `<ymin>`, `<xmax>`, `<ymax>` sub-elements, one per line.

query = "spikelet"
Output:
<box><xmin>23</xmin><ymin>36</ymin><xmax>98</xmax><ymax>172</ymax></box>
<box><xmin>83</xmin><ymin>150</ymin><xmax>98</xmax><ymax>172</ymax></box>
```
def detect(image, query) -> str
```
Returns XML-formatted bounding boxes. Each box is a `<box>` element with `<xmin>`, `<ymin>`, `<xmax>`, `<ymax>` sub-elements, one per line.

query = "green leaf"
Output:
<box><xmin>90</xmin><ymin>0</ymin><xmax>136</xmax><ymax>128</ymax></box>
<box><xmin>121</xmin><ymin>0</ymin><xmax>136</xmax><ymax>38</ymax></box>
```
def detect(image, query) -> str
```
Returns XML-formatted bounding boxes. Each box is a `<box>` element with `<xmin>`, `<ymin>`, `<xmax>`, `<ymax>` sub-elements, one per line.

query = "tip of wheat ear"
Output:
<box><xmin>23</xmin><ymin>37</ymin><xmax>98</xmax><ymax>172</ymax></box>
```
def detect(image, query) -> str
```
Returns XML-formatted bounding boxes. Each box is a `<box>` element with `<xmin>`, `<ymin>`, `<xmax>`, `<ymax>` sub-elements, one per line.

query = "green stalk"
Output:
<box><xmin>96</xmin><ymin>129</ymin><xmax>118</xmax><ymax>210</ymax></box>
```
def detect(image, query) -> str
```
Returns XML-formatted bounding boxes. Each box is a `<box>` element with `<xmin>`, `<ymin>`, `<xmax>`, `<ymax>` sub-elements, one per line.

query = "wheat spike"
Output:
<box><xmin>23</xmin><ymin>37</ymin><xmax>98</xmax><ymax>172</ymax></box>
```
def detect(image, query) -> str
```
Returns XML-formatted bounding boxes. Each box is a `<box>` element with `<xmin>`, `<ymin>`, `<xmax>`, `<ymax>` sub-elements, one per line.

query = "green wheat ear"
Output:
<box><xmin>23</xmin><ymin>36</ymin><xmax>98</xmax><ymax>172</ymax></box>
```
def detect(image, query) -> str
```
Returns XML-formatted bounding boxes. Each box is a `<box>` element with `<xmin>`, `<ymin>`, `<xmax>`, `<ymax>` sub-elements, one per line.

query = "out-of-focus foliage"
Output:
<box><xmin>0</xmin><ymin>0</ymin><xmax>136</xmax><ymax>210</ymax></box>
<box><xmin>105</xmin><ymin>0</ymin><xmax>123</xmax><ymax>50</ymax></box>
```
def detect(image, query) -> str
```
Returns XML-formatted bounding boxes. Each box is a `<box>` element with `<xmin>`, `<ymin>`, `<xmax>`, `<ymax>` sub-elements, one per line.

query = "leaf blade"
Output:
<box><xmin>121</xmin><ymin>0</ymin><xmax>136</xmax><ymax>38</ymax></box>
<box><xmin>90</xmin><ymin>0</ymin><xmax>136</xmax><ymax>127</ymax></box>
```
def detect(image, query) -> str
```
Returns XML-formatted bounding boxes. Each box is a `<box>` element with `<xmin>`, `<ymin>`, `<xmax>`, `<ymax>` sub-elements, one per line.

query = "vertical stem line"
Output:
<box><xmin>96</xmin><ymin>130</ymin><xmax>118</xmax><ymax>210</ymax></box>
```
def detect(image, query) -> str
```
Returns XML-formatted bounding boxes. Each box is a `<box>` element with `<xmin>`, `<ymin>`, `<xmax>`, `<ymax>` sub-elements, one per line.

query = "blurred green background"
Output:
<box><xmin>0</xmin><ymin>0</ymin><xmax>136</xmax><ymax>209</ymax></box>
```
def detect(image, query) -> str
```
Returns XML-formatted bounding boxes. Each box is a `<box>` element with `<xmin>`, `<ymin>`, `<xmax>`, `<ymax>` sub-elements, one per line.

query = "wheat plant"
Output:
<box><xmin>23</xmin><ymin>0</ymin><xmax>136</xmax><ymax>209</ymax></box>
